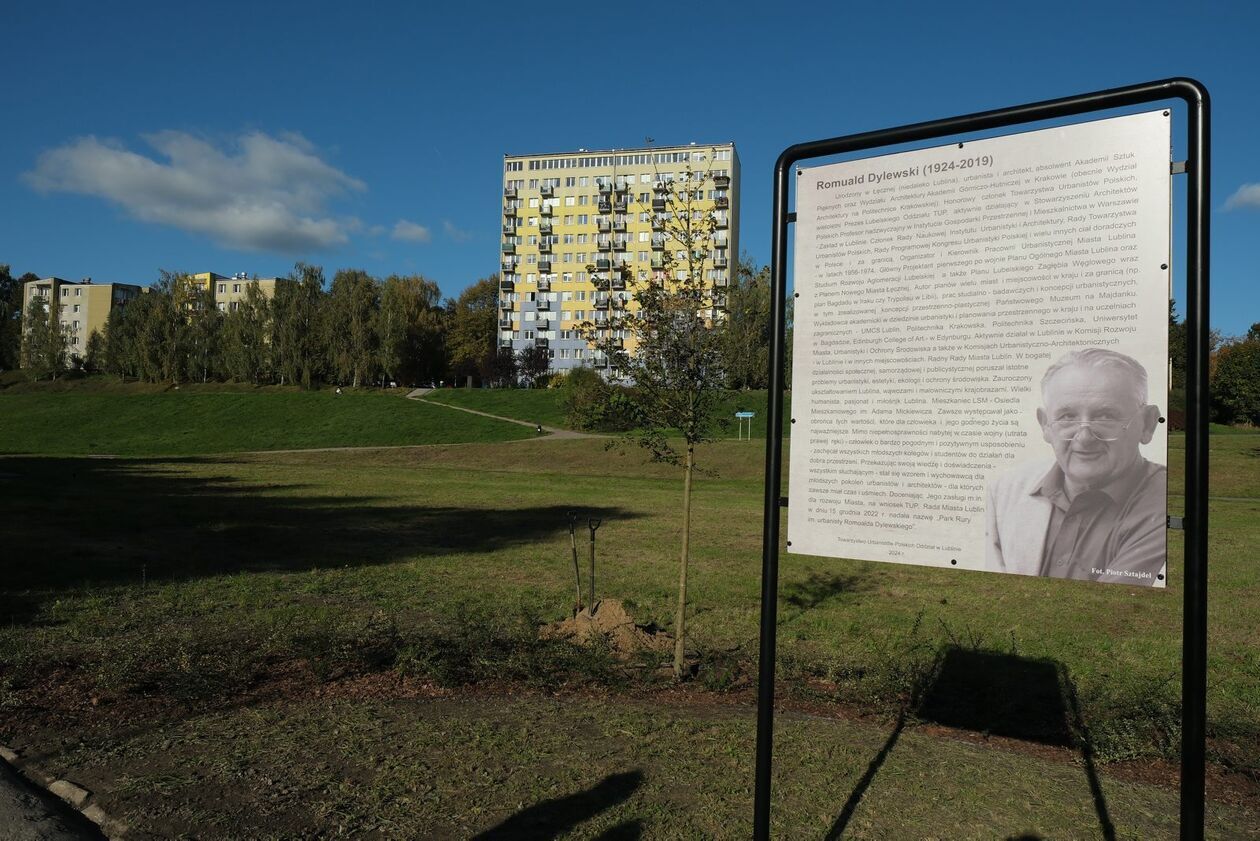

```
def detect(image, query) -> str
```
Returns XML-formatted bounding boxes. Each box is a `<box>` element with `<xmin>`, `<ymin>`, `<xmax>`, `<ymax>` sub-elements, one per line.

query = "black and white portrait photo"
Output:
<box><xmin>984</xmin><ymin>348</ymin><xmax>1167</xmax><ymax>586</ymax></box>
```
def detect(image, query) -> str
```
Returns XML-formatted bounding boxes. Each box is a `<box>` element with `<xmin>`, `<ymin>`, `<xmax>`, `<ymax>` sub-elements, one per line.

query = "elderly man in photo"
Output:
<box><xmin>985</xmin><ymin>348</ymin><xmax>1166</xmax><ymax>584</ymax></box>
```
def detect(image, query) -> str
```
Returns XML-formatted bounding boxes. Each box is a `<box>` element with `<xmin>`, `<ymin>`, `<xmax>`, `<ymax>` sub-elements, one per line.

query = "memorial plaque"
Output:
<box><xmin>788</xmin><ymin>111</ymin><xmax>1171</xmax><ymax>586</ymax></box>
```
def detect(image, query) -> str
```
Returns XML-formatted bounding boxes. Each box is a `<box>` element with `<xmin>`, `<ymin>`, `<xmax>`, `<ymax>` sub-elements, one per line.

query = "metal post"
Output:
<box><xmin>1179</xmin><ymin>83</ymin><xmax>1211</xmax><ymax>841</ymax></box>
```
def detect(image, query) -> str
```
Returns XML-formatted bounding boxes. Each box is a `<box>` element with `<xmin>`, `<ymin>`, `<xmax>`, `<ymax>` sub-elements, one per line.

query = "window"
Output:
<box><xmin>579</xmin><ymin>176</ymin><xmax>589</xmax><ymax>186</ymax></box>
<box><xmin>574</xmin><ymin>310</ymin><xmax>585</xmax><ymax>320</ymax></box>
<box><xmin>639</xmin><ymin>232</ymin><xmax>650</xmax><ymax>242</ymax></box>
<box><xmin>563</xmin><ymin>253</ymin><xmax>573</xmax><ymax>263</ymax></box>
<box><xmin>72</xmin><ymin>304</ymin><xmax>80</xmax><ymax>313</ymax></box>
<box><xmin>218</xmin><ymin>283</ymin><xmax>226</xmax><ymax>293</ymax></box>
<box><xmin>75</xmin><ymin>288</ymin><xmax>82</xmax><ymax>296</ymax></box>
<box><xmin>578</xmin><ymin>195</ymin><xmax>588</xmax><ymax>206</ymax></box>
<box><xmin>217</xmin><ymin>302</ymin><xmax>226</xmax><ymax>311</ymax></box>
<box><xmin>61</xmin><ymin>288</ymin><xmax>69</xmax><ymax>298</ymax></box>
<box><xmin>565</xmin><ymin>176</ymin><xmax>576</xmax><ymax>187</ymax></box>
<box><xmin>640</xmin><ymin>173</ymin><xmax>651</xmax><ymax>183</ymax></box>
<box><xmin>577</xmin><ymin>291</ymin><xmax>587</xmax><ymax>301</ymax></box>
<box><xmin>529</xmin><ymin>198</ymin><xmax>539</xmax><ymax>208</ymax></box>
<box><xmin>564</xmin><ymin>215</ymin><xmax>573</xmax><ymax>224</ymax></box>
<box><xmin>72</xmin><ymin>320</ymin><xmax>79</xmax><ymax>329</ymax></box>
<box><xmin>577</xmin><ymin>214</ymin><xmax>588</xmax><ymax>225</ymax></box>
<box><xmin>638</xmin><ymin>251</ymin><xmax>648</xmax><ymax>262</ymax></box>
<box><xmin>565</xmin><ymin>196</ymin><xmax>575</xmax><ymax>206</ymax></box>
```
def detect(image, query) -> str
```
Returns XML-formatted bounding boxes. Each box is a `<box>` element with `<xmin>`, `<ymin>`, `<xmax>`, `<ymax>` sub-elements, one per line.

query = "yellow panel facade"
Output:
<box><xmin>22</xmin><ymin>277</ymin><xmax>141</xmax><ymax>361</ymax></box>
<box><xmin>500</xmin><ymin>142</ymin><xmax>739</xmax><ymax>374</ymax></box>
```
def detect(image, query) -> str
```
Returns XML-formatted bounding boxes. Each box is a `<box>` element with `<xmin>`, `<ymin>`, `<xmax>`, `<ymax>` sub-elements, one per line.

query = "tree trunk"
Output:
<box><xmin>673</xmin><ymin>444</ymin><xmax>694</xmax><ymax>679</ymax></box>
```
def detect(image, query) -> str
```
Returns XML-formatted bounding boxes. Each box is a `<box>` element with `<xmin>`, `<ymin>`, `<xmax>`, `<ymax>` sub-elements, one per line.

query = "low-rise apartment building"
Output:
<box><xmin>22</xmin><ymin>277</ymin><xmax>142</xmax><ymax>360</ymax></box>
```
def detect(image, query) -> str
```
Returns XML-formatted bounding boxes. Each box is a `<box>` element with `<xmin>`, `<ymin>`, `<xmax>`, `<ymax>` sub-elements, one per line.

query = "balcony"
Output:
<box><xmin>502</xmin><ymin>224</ymin><xmax>516</xmax><ymax>236</ymax></box>
<box><xmin>611</xmin><ymin>297</ymin><xmax>626</xmax><ymax>310</ymax></box>
<box><xmin>537</xmin><ymin>278</ymin><xmax>551</xmax><ymax>291</ymax></box>
<box><xmin>504</xmin><ymin>186</ymin><xmax>518</xmax><ymax>198</ymax></box>
<box><xmin>651</xmin><ymin>238</ymin><xmax>666</xmax><ymax>251</ymax></box>
<box><xmin>597</xmin><ymin>201</ymin><xmax>612</xmax><ymax>214</ymax></box>
<box><xmin>539</xmin><ymin>240</ymin><xmax>552</xmax><ymax>253</ymax></box>
<box><xmin>611</xmin><ymin>239</ymin><xmax>626</xmax><ymax>251</ymax></box>
<box><xmin>499</xmin><ymin>338</ymin><xmax>514</xmax><ymax>349</ymax></box>
<box><xmin>610</xmin><ymin>276</ymin><xmax>626</xmax><ymax>291</ymax></box>
<box><xmin>714</xmin><ymin>216</ymin><xmax>728</xmax><ymax>229</ymax></box>
<box><xmin>653</xmin><ymin>180</ymin><xmax>670</xmax><ymax>193</ymax></box>
<box><xmin>598</xmin><ymin>181</ymin><xmax>612</xmax><ymax>194</ymax></box>
<box><xmin>541</xmin><ymin>204</ymin><xmax>553</xmax><ymax>216</ymax></box>
<box><xmin>499</xmin><ymin>278</ymin><xmax>515</xmax><ymax>291</ymax></box>
<box><xmin>713</xmin><ymin>256</ymin><xmax>728</xmax><ymax>268</ymax></box>
<box><xmin>538</xmin><ymin>260</ymin><xmax>552</xmax><ymax>273</ymax></box>
<box><xmin>612</xmin><ymin>220</ymin><xmax>626</xmax><ymax>232</ymax></box>
<box><xmin>595</xmin><ymin>258</ymin><xmax>611</xmax><ymax>271</ymax></box>
<box><xmin>539</xmin><ymin>222</ymin><xmax>553</xmax><ymax>235</ymax></box>
<box><xmin>501</xmin><ymin>261</ymin><xmax>515</xmax><ymax>273</ymax></box>
<box><xmin>652</xmin><ymin>199</ymin><xmax>666</xmax><ymax>212</ymax></box>
<box><xmin>502</xmin><ymin>242</ymin><xmax>516</xmax><ymax>254</ymax></box>
<box><xmin>504</xmin><ymin>205</ymin><xmax>517</xmax><ymax>218</ymax></box>
<box><xmin>713</xmin><ymin>175</ymin><xmax>730</xmax><ymax>188</ymax></box>
<box><xmin>613</xmin><ymin>200</ymin><xmax>628</xmax><ymax>213</ymax></box>
<box><xmin>712</xmin><ymin>276</ymin><xmax>729</xmax><ymax>288</ymax></box>
<box><xmin>541</xmin><ymin>185</ymin><xmax>554</xmax><ymax>198</ymax></box>
<box><xmin>535</xmin><ymin>337</ymin><xmax>549</xmax><ymax>348</ymax></box>
<box><xmin>594</xmin><ymin>297</ymin><xmax>611</xmax><ymax>310</ymax></box>
<box><xmin>597</xmin><ymin>219</ymin><xmax>611</xmax><ymax>232</ymax></box>
<box><xmin>536</xmin><ymin>320</ymin><xmax>552</xmax><ymax>331</ymax></box>
<box><xmin>652</xmin><ymin>215</ymin><xmax>666</xmax><ymax>231</ymax></box>
<box><xmin>537</xmin><ymin>298</ymin><xmax>551</xmax><ymax>310</ymax></box>
<box><xmin>498</xmin><ymin>318</ymin><xmax>513</xmax><ymax>329</ymax></box>
<box><xmin>713</xmin><ymin>294</ymin><xmax>728</xmax><ymax>309</ymax></box>
<box><xmin>714</xmin><ymin>196</ymin><xmax>730</xmax><ymax>209</ymax></box>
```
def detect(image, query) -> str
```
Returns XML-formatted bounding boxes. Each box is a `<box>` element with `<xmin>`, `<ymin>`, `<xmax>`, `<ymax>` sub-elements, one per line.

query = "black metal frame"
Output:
<box><xmin>756</xmin><ymin>78</ymin><xmax>1210</xmax><ymax>840</ymax></box>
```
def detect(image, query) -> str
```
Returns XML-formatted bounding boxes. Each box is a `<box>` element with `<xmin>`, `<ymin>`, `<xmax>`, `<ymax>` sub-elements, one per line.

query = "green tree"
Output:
<box><xmin>1212</xmin><ymin>327</ymin><xmax>1260</xmax><ymax>425</ymax></box>
<box><xmin>20</xmin><ymin>294</ymin><xmax>68</xmax><ymax>380</ymax></box>
<box><xmin>1169</xmin><ymin>299</ymin><xmax>1187</xmax><ymax>391</ymax></box>
<box><xmin>83</xmin><ymin>329</ymin><xmax>105</xmax><ymax>373</ymax></box>
<box><xmin>377</xmin><ymin>274</ymin><xmax>445</xmax><ymax>386</ymax></box>
<box><xmin>447</xmin><ymin>274</ymin><xmax>499</xmax><ymax>387</ymax></box>
<box><xmin>325</xmin><ymin>269</ymin><xmax>378</xmax><ymax>387</ymax></box>
<box><xmin>186</xmin><ymin>284</ymin><xmax>220</xmax><ymax>383</ymax></box>
<box><xmin>719</xmin><ymin>254</ymin><xmax>772</xmax><ymax>389</ymax></box>
<box><xmin>274</xmin><ymin>262</ymin><xmax>326</xmax><ymax>389</ymax></box>
<box><xmin>220</xmin><ymin>284</ymin><xmax>271</xmax><ymax>384</ymax></box>
<box><xmin>583</xmin><ymin>154</ymin><xmax>728</xmax><ymax>679</ymax></box>
<box><xmin>0</xmin><ymin>265</ymin><xmax>31</xmax><ymax>371</ymax></box>
<box><xmin>516</xmin><ymin>344</ymin><xmax>550</xmax><ymax>387</ymax></box>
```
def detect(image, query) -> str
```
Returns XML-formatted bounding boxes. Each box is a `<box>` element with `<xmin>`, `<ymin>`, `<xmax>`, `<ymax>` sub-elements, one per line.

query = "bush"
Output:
<box><xmin>559</xmin><ymin>366</ymin><xmax>639</xmax><ymax>432</ymax></box>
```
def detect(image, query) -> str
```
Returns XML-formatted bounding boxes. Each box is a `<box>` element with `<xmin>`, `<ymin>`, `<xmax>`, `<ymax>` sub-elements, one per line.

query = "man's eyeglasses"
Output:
<box><xmin>1046</xmin><ymin>410</ymin><xmax>1145</xmax><ymax>441</ymax></box>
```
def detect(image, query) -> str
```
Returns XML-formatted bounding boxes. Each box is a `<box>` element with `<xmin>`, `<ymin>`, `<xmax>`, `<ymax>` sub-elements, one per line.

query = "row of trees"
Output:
<box><xmin>1169</xmin><ymin>301</ymin><xmax>1260</xmax><ymax>425</ymax></box>
<box><xmin>4</xmin><ymin>257</ymin><xmax>780</xmax><ymax>392</ymax></box>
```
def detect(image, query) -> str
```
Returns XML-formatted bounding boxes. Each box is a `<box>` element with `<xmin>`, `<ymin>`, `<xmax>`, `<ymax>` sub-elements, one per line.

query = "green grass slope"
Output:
<box><xmin>0</xmin><ymin>387</ymin><xmax>533</xmax><ymax>455</ymax></box>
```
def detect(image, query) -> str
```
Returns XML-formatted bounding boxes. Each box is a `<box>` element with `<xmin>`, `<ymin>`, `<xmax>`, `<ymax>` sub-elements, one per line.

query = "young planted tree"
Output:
<box><xmin>582</xmin><ymin>155</ymin><xmax>729</xmax><ymax>678</ymax></box>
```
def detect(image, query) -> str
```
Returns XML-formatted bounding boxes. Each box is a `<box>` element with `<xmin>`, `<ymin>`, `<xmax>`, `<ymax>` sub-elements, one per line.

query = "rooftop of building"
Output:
<box><xmin>504</xmin><ymin>141</ymin><xmax>737</xmax><ymax>160</ymax></box>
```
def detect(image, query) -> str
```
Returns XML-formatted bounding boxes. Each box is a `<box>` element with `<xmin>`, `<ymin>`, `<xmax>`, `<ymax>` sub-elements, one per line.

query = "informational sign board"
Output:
<box><xmin>788</xmin><ymin>111</ymin><xmax>1171</xmax><ymax>586</ymax></box>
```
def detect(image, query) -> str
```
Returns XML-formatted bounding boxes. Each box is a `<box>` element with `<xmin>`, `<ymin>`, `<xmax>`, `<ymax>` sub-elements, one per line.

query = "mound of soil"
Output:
<box><xmin>541</xmin><ymin>599</ymin><xmax>672</xmax><ymax>656</ymax></box>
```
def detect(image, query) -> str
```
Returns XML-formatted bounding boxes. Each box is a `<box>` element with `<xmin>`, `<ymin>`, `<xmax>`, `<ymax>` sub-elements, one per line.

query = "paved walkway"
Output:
<box><xmin>0</xmin><ymin>762</ymin><xmax>105</xmax><ymax>841</ymax></box>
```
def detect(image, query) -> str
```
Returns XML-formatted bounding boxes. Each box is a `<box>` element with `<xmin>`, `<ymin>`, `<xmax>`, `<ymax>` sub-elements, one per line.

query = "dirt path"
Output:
<box><xmin>407</xmin><ymin>391</ymin><xmax>599</xmax><ymax>441</ymax></box>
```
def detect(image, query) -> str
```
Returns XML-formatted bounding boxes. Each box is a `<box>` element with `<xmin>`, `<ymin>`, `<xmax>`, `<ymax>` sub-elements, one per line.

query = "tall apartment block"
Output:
<box><xmin>22</xmin><ymin>277</ymin><xmax>142</xmax><ymax>360</ymax></box>
<box><xmin>499</xmin><ymin>142</ymin><xmax>739</xmax><ymax>374</ymax></box>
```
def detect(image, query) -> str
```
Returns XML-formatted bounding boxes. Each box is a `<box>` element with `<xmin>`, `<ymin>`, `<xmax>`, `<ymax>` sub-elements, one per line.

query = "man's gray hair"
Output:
<box><xmin>1041</xmin><ymin>348</ymin><xmax>1148</xmax><ymax>406</ymax></box>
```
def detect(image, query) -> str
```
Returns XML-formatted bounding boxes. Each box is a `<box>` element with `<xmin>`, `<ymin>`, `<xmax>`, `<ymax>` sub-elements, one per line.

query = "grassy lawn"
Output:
<box><xmin>1</xmin><ymin>421</ymin><xmax>1257</xmax><ymax>837</ymax></box>
<box><xmin>0</xmin><ymin>382</ymin><xmax>533</xmax><ymax>455</ymax></box>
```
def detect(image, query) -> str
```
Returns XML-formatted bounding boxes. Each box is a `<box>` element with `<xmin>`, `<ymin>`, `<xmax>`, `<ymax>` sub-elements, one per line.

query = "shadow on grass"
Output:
<box><xmin>782</xmin><ymin>571</ymin><xmax>868</xmax><ymax>611</ymax></box>
<box><xmin>471</xmin><ymin>770</ymin><xmax>643</xmax><ymax>840</ymax></box>
<box><xmin>826</xmin><ymin>647</ymin><xmax>1115</xmax><ymax>841</ymax></box>
<box><xmin>0</xmin><ymin>456</ymin><xmax>639</xmax><ymax>623</ymax></box>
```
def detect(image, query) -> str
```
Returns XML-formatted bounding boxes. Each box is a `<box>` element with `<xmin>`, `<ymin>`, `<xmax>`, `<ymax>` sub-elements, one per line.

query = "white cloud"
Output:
<box><xmin>1224</xmin><ymin>183</ymin><xmax>1260</xmax><ymax>211</ymax></box>
<box><xmin>443</xmin><ymin>220</ymin><xmax>473</xmax><ymax>242</ymax></box>
<box><xmin>391</xmin><ymin>220</ymin><xmax>431</xmax><ymax>242</ymax></box>
<box><xmin>24</xmin><ymin>131</ymin><xmax>365</xmax><ymax>253</ymax></box>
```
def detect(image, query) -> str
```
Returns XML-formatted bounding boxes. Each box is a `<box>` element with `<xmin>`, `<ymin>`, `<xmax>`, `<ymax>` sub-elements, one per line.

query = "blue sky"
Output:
<box><xmin>3</xmin><ymin>0</ymin><xmax>1258</xmax><ymax>335</ymax></box>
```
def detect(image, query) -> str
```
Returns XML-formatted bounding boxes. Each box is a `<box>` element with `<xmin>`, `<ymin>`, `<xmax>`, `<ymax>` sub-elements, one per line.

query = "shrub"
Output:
<box><xmin>560</xmin><ymin>366</ymin><xmax>639</xmax><ymax>432</ymax></box>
